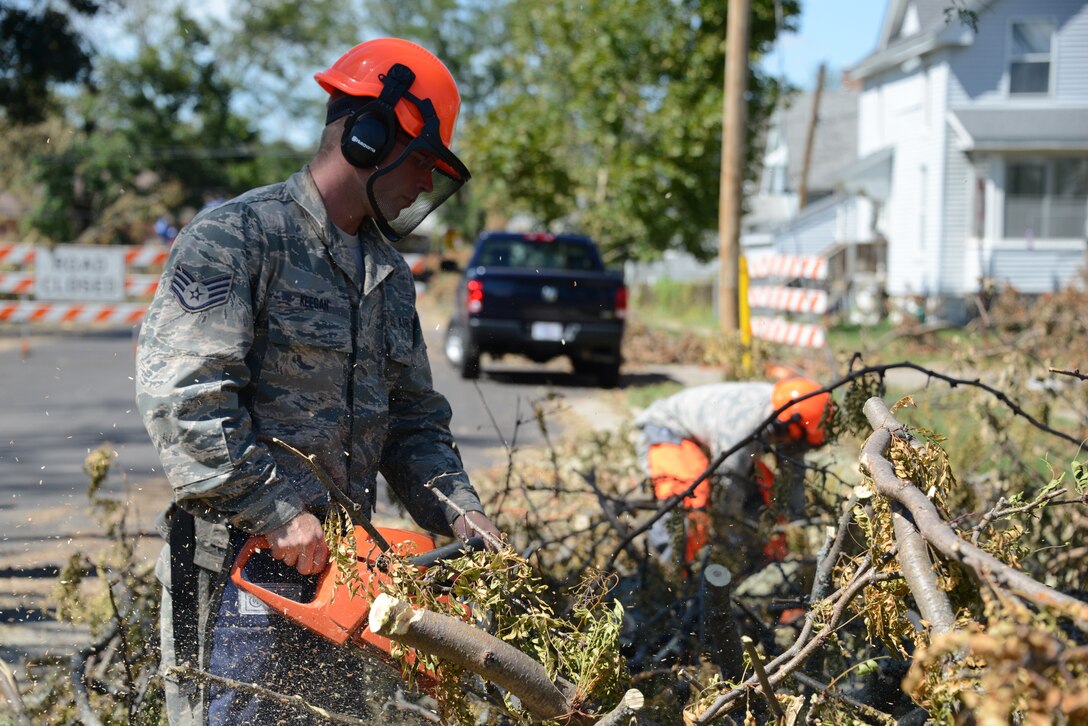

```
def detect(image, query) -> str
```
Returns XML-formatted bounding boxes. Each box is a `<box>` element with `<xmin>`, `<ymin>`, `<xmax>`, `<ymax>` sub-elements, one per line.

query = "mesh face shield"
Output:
<box><xmin>367</xmin><ymin>128</ymin><xmax>470</xmax><ymax>241</ymax></box>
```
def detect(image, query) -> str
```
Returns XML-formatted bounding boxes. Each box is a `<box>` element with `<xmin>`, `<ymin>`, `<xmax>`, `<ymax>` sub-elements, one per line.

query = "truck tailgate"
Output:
<box><xmin>474</xmin><ymin>269</ymin><xmax>622</xmax><ymax>323</ymax></box>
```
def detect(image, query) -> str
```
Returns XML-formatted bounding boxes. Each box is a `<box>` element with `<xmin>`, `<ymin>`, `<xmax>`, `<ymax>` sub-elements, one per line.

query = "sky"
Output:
<box><xmin>759</xmin><ymin>0</ymin><xmax>891</xmax><ymax>89</ymax></box>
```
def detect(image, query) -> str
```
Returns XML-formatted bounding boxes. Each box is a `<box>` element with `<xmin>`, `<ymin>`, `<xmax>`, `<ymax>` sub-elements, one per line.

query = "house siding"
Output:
<box><xmin>988</xmin><ymin>248</ymin><xmax>1088</xmax><ymax>292</ymax></box>
<box><xmin>772</xmin><ymin>197</ymin><xmax>840</xmax><ymax>257</ymax></box>
<box><xmin>947</xmin><ymin>0</ymin><xmax>1088</xmax><ymax>105</ymax></box>
<box><xmin>859</xmin><ymin>65</ymin><xmax>940</xmax><ymax>296</ymax></box>
<box><xmin>941</xmin><ymin>123</ymin><xmax>972</xmax><ymax>295</ymax></box>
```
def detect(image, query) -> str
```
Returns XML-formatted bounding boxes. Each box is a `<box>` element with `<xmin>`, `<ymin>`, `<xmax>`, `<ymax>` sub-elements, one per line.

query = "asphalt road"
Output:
<box><xmin>0</xmin><ymin>302</ymin><xmax>643</xmax><ymax>568</ymax></box>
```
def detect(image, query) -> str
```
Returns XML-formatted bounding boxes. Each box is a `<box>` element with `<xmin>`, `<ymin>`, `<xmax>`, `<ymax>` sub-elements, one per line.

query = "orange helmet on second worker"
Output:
<box><xmin>771</xmin><ymin>377</ymin><xmax>833</xmax><ymax>447</ymax></box>
<box><xmin>314</xmin><ymin>37</ymin><xmax>461</xmax><ymax>148</ymax></box>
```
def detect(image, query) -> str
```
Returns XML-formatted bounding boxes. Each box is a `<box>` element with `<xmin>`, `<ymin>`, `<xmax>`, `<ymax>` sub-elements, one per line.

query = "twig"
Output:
<box><xmin>268</xmin><ymin>437</ymin><xmax>392</xmax><ymax>552</ymax></box>
<box><xmin>741</xmin><ymin>636</ymin><xmax>784</xmax><ymax>719</ymax></box>
<box><xmin>69</xmin><ymin>623</ymin><xmax>119</xmax><ymax>726</ymax></box>
<box><xmin>811</xmin><ymin>494</ymin><xmax>859</xmax><ymax>602</ymax></box>
<box><xmin>166</xmin><ymin>664</ymin><xmax>367</xmax><ymax>724</ymax></box>
<box><xmin>423</xmin><ymin>481</ymin><xmax>507</xmax><ymax>552</ymax></box>
<box><xmin>972</xmin><ymin>487</ymin><xmax>1068</xmax><ymax>545</ymax></box>
<box><xmin>1050</xmin><ymin>367</ymin><xmax>1088</xmax><ymax>381</ymax></box>
<box><xmin>104</xmin><ymin>572</ymin><xmax>137</xmax><ymax>718</ymax></box>
<box><xmin>579</xmin><ymin>469</ymin><xmax>631</xmax><ymax>540</ymax></box>
<box><xmin>792</xmin><ymin>672</ymin><xmax>896</xmax><ymax>725</ymax></box>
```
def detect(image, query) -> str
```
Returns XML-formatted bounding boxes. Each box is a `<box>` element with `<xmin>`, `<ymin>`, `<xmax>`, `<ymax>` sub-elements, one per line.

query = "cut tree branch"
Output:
<box><xmin>369</xmin><ymin>593</ymin><xmax>575</xmax><ymax>721</ymax></box>
<box><xmin>861</xmin><ymin>397</ymin><xmax>1088</xmax><ymax>630</ymax></box>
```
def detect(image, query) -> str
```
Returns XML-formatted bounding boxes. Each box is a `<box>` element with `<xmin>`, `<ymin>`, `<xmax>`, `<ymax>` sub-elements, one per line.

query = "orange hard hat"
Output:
<box><xmin>771</xmin><ymin>377</ymin><xmax>833</xmax><ymax>447</ymax></box>
<box><xmin>314</xmin><ymin>38</ymin><xmax>462</xmax><ymax>148</ymax></box>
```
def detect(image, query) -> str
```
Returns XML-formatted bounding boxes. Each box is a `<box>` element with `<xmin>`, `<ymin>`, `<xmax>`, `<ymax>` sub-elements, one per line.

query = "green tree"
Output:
<box><xmin>23</xmin><ymin>8</ymin><xmax>302</xmax><ymax>243</ymax></box>
<box><xmin>461</xmin><ymin>0</ymin><xmax>798</xmax><ymax>262</ymax></box>
<box><xmin>0</xmin><ymin>0</ymin><xmax>104</xmax><ymax>124</ymax></box>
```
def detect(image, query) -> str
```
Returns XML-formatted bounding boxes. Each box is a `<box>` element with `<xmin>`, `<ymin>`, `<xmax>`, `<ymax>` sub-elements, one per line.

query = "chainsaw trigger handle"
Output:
<box><xmin>408</xmin><ymin>536</ymin><xmax>485</xmax><ymax>568</ymax></box>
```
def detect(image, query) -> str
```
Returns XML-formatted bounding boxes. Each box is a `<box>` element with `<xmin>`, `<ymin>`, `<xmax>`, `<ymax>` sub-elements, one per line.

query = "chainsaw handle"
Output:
<box><xmin>229</xmin><ymin>534</ymin><xmax>321</xmax><ymax>601</ymax></box>
<box><xmin>408</xmin><ymin>536</ymin><xmax>484</xmax><ymax>568</ymax></box>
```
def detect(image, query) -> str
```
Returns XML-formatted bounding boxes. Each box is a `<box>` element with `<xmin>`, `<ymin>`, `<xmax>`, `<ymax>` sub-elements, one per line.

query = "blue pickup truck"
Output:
<box><xmin>443</xmin><ymin>231</ymin><xmax>627</xmax><ymax>387</ymax></box>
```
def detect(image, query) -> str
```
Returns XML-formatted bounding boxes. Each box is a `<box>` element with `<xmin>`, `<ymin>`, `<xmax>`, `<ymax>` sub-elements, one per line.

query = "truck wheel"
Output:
<box><xmin>445</xmin><ymin>324</ymin><xmax>480</xmax><ymax>379</ymax></box>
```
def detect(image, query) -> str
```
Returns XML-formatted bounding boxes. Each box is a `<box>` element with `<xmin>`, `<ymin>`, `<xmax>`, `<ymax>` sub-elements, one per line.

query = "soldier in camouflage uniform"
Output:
<box><xmin>136</xmin><ymin>38</ymin><xmax>499</xmax><ymax>724</ymax></box>
<box><xmin>633</xmin><ymin>378</ymin><xmax>831</xmax><ymax>569</ymax></box>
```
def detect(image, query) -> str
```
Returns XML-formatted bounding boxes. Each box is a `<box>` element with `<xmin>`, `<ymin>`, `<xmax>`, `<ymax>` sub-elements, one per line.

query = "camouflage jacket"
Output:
<box><xmin>136</xmin><ymin>166</ymin><xmax>482</xmax><ymax>536</ymax></box>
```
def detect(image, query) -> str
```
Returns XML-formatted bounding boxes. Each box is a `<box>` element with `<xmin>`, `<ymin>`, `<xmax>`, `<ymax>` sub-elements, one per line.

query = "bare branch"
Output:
<box><xmin>267</xmin><ymin>437</ymin><xmax>392</xmax><ymax>552</ymax></box>
<box><xmin>889</xmin><ymin>502</ymin><xmax>956</xmax><ymax>634</ymax></box>
<box><xmin>423</xmin><ymin>482</ymin><xmax>508</xmax><ymax>552</ymax></box>
<box><xmin>1049</xmin><ymin>367</ymin><xmax>1088</xmax><ymax>381</ymax></box>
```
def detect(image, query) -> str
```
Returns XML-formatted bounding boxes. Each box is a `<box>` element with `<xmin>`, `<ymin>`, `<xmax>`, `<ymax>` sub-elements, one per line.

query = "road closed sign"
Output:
<box><xmin>35</xmin><ymin>245</ymin><xmax>126</xmax><ymax>302</ymax></box>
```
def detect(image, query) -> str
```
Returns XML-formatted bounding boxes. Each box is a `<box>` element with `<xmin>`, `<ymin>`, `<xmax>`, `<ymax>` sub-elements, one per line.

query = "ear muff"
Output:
<box><xmin>340</xmin><ymin>104</ymin><xmax>397</xmax><ymax>168</ymax></box>
<box><xmin>325</xmin><ymin>64</ymin><xmax>417</xmax><ymax>169</ymax></box>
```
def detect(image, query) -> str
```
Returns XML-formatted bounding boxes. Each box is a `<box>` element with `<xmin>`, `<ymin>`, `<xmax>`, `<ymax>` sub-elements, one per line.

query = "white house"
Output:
<box><xmin>845</xmin><ymin>0</ymin><xmax>1088</xmax><ymax>319</ymax></box>
<box><xmin>740</xmin><ymin>0</ymin><xmax>1088</xmax><ymax>323</ymax></box>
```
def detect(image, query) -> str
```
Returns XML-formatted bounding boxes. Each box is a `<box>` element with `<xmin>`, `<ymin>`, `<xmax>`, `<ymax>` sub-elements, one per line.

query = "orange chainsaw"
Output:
<box><xmin>228</xmin><ymin>525</ymin><xmax>483</xmax><ymax>675</ymax></box>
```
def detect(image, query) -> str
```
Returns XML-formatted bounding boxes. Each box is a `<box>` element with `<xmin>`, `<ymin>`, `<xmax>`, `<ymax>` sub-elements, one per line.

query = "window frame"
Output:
<box><xmin>1002</xmin><ymin>156</ymin><xmax>1088</xmax><ymax>241</ymax></box>
<box><xmin>1006</xmin><ymin>17</ymin><xmax>1056</xmax><ymax>97</ymax></box>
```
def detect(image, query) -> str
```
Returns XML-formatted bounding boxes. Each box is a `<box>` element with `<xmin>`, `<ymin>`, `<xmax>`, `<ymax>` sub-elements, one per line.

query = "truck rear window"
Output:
<box><xmin>476</xmin><ymin>239</ymin><xmax>601</xmax><ymax>271</ymax></box>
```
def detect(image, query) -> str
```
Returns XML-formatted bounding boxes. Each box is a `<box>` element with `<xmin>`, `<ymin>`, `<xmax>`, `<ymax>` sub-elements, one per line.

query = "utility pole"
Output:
<box><xmin>798</xmin><ymin>63</ymin><xmax>827</xmax><ymax>210</ymax></box>
<box><xmin>718</xmin><ymin>0</ymin><xmax>751</xmax><ymax>333</ymax></box>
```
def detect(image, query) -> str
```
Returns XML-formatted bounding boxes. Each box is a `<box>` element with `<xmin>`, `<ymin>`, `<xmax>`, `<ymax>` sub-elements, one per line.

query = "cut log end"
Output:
<box><xmin>369</xmin><ymin>593</ymin><xmax>419</xmax><ymax>636</ymax></box>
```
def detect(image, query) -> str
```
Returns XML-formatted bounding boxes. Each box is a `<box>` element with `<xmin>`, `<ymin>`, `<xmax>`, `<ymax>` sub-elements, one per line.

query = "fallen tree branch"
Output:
<box><xmin>424</xmin><ymin>482</ymin><xmax>508</xmax><ymax>552</ymax></box>
<box><xmin>268</xmin><ymin>437</ymin><xmax>392</xmax><ymax>552</ymax></box>
<box><xmin>861</xmin><ymin>398</ymin><xmax>1088</xmax><ymax>630</ymax></box>
<box><xmin>369</xmin><ymin>593</ymin><xmax>575</xmax><ymax>722</ymax></box>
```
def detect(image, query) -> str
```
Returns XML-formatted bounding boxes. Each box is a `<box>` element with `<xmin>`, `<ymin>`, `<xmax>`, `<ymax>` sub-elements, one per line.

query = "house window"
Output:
<box><xmin>1008</xmin><ymin>20</ymin><xmax>1054</xmax><ymax>95</ymax></box>
<box><xmin>1004</xmin><ymin>158</ymin><xmax>1088</xmax><ymax>239</ymax></box>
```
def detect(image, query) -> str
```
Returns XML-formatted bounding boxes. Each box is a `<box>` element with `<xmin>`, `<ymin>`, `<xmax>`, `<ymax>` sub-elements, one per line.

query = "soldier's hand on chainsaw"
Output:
<box><xmin>452</xmin><ymin>511</ymin><xmax>503</xmax><ymax>551</ymax></box>
<box><xmin>265</xmin><ymin>512</ymin><xmax>330</xmax><ymax>575</ymax></box>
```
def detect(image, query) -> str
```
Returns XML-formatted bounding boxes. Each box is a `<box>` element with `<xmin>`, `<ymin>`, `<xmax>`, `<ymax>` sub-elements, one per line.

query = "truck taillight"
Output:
<box><xmin>467</xmin><ymin>279</ymin><xmax>484</xmax><ymax>314</ymax></box>
<box><xmin>615</xmin><ymin>287</ymin><xmax>627</xmax><ymax>319</ymax></box>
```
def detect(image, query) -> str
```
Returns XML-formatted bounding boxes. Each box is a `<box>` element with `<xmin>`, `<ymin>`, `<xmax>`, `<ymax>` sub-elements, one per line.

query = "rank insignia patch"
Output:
<box><xmin>170</xmin><ymin>266</ymin><xmax>233</xmax><ymax>312</ymax></box>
